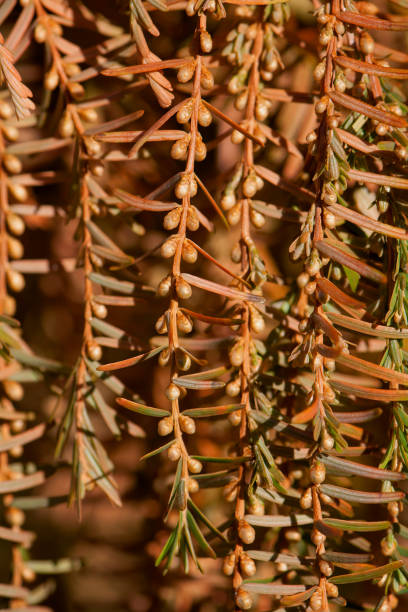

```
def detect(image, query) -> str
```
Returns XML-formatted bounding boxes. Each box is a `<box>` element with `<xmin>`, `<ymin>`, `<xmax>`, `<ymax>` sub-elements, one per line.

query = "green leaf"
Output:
<box><xmin>140</xmin><ymin>440</ymin><xmax>174</xmax><ymax>461</ymax></box>
<box><xmin>322</xmin><ymin>518</ymin><xmax>391</xmax><ymax>532</ymax></box>
<box><xmin>186</xmin><ymin>510</ymin><xmax>216</xmax><ymax>558</ymax></box>
<box><xmin>116</xmin><ymin>397</ymin><xmax>169</xmax><ymax>417</ymax></box>
<box><xmin>182</xmin><ymin>404</ymin><xmax>243</xmax><ymax>418</ymax></box>
<box><xmin>329</xmin><ymin>560</ymin><xmax>403</xmax><ymax>585</ymax></box>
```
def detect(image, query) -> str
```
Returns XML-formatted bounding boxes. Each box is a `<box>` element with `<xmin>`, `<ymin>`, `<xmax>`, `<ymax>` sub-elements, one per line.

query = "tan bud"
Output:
<box><xmin>5</xmin><ymin>506</ymin><xmax>25</xmax><ymax>527</ymax></box>
<box><xmin>310</xmin><ymin>460</ymin><xmax>326</xmax><ymax>484</ymax></box>
<box><xmin>187</xmin><ymin>478</ymin><xmax>199</xmax><ymax>493</ymax></box>
<box><xmin>45</xmin><ymin>68</ymin><xmax>59</xmax><ymax>91</ymax></box>
<box><xmin>3</xmin><ymin>380</ymin><xmax>24</xmax><ymax>401</ymax></box>
<box><xmin>166</xmin><ymin>383</ymin><xmax>180</xmax><ymax>401</ymax></box>
<box><xmin>168</xmin><ymin>442</ymin><xmax>181</xmax><ymax>461</ymax></box>
<box><xmin>158</xmin><ymin>416</ymin><xmax>173</xmax><ymax>436</ymax></box>
<box><xmin>198</xmin><ymin>103</ymin><xmax>212</xmax><ymax>127</ymax></box>
<box><xmin>235</xmin><ymin>588</ymin><xmax>252</xmax><ymax>610</ymax></box>
<box><xmin>300</xmin><ymin>487</ymin><xmax>312</xmax><ymax>509</ymax></box>
<box><xmin>11</xmin><ymin>419</ymin><xmax>25</xmax><ymax>434</ymax></box>
<box><xmin>7</xmin><ymin>237</ymin><xmax>23</xmax><ymax>259</ymax></box>
<box><xmin>177</xmin><ymin>310</ymin><xmax>193</xmax><ymax>333</ymax></box>
<box><xmin>240</xmin><ymin>554</ymin><xmax>256</xmax><ymax>577</ymax></box>
<box><xmin>188</xmin><ymin>457</ymin><xmax>202</xmax><ymax>473</ymax></box>
<box><xmin>161</xmin><ymin>236</ymin><xmax>178</xmax><ymax>259</ymax></box>
<box><xmin>226</xmin><ymin>379</ymin><xmax>241</xmax><ymax>398</ymax></box>
<box><xmin>3</xmin><ymin>154</ymin><xmax>22</xmax><ymax>174</ymax></box>
<box><xmin>238</xmin><ymin>520</ymin><xmax>255</xmax><ymax>544</ymax></box>
<box><xmin>8</xmin><ymin>181</ymin><xmax>27</xmax><ymax>202</ymax></box>
<box><xmin>200</xmin><ymin>31</ymin><xmax>212</xmax><ymax>53</ymax></box>
<box><xmin>179</xmin><ymin>414</ymin><xmax>195</xmax><ymax>434</ymax></box>
<box><xmin>92</xmin><ymin>303</ymin><xmax>107</xmax><ymax>319</ymax></box>
<box><xmin>200</xmin><ymin>66</ymin><xmax>214</xmax><ymax>89</ymax></box>
<box><xmin>223</xmin><ymin>553</ymin><xmax>235</xmax><ymax>576</ymax></box>
<box><xmin>163</xmin><ymin>207</ymin><xmax>182</xmax><ymax>230</ymax></box>
<box><xmin>175</xmin><ymin>276</ymin><xmax>192</xmax><ymax>300</ymax></box>
<box><xmin>177</xmin><ymin>62</ymin><xmax>195</xmax><ymax>83</ymax></box>
<box><xmin>181</xmin><ymin>241</ymin><xmax>197</xmax><ymax>264</ymax></box>
<box><xmin>157</xmin><ymin>275</ymin><xmax>172</xmax><ymax>296</ymax></box>
<box><xmin>7</xmin><ymin>269</ymin><xmax>25</xmax><ymax>292</ymax></box>
<box><xmin>186</xmin><ymin>206</ymin><xmax>200</xmax><ymax>231</ymax></box>
<box><xmin>87</xmin><ymin>341</ymin><xmax>102</xmax><ymax>361</ymax></box>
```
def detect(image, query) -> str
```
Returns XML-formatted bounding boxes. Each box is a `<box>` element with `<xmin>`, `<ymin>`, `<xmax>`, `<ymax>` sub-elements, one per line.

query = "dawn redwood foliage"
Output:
<box><xmin>2</xmin><ymin>0</ymin><xmax>408</xmax><ymax>610</ymax></box>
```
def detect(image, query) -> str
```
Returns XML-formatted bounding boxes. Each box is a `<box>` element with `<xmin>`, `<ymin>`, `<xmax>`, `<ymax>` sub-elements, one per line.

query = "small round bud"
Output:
<box><xmin>177</xmin><ymin>310</ymin><xmax>193</xmax><ymax>334</ymax></box>
<box><xmin>326</xmin><ymin>582</ymin><xmax>338</xmax><ymax>598</ymax></box>
<box><xmin>238</xmin><ymin>520</ymin><xmax>255</xmax><ymax>544</ymax></box>
<box><xmin>3</xmin><ymin>295</ymin><xmax>16</xmax><ymax>315</ymax></box>
<box><xmin>58</xmin><ymin>112</ymin><xmax>74</xmax><ymax>138</ymax></box>
<box><xmin>11</xmin><ymin>419</ymin><xmax>25</xmax><ymax>434</ymax></box>
<box><xmin>34</xmin><ymin>23</ymin><xmax>47</xmax><ymax>43</ymax></box>
<box><xmin>322</xmin><ymin>431</ymin><xmax>334</xmax><ymax>450</ymax></box>
<box><xmin>22</xmin><ymin>566</ymin><xmax>36</xmax><ymax>583</ymax></box>
<box><xmin>319</xmin><ymin>560</ymin><xmax>333</xmax><ymax>576</ymax></box>
<box><xmin>161</xmin><ymin>237</ymin><xmax>178</xmax><ymax>259</ymax></box>
<box><xmin>229</xmin><ymin>341</ymin><xmax>244</xmax><ymax>367</ymax></box>
<box><xmin>158</xmin><ymin>416</ymin><xmax>173</xmax><ymax>436</ymax></box>
<box><xmin>87</xmin><ymin>341</ymin><xmax>102</xmax><ymax>361</ymax></box>
<box><xmin>243</xmin><ymin>175</ymin><xmax>258</xmax><ymax>198</ymax></box>
<box><xmin>311</xmin><ymin>528</ymin><xmax>326</xmax><ymax>546</ymax></box>
<box><xmin>235</xmin><ymin>588</ymin><xmax>252</xmax><ymax>610</ymax></box>
<box><xmin>166</xmin><ymin>383</ymin><xmax>180</xmax><ymax>401</ymax></box>
<box><xmin>360</xmin><ymin>32</ymin><xmax>375</xmax><ymax>55</ymax></box>
<box><xmin>177</xmin><ymin>62</ymin><xmax>195</xmax><ymax>83</ymax></box>
<box><xmin>198</xmin><ymin>104</ymin><xmax>212</xmax><ymax>127</ymax></box>
<box><xmin>226</xmin><ymin>379</ymin><xmax>241</xmax><ymax>398</ymax></box>
<box><xmin>168</xmin><ymin>442</ymin><xmax>181</xmax><ymax>461</ymax></box>
<box><xmin>0</xmin><ymin>100</ymin><xmax>13</xmax><ymax>119</ymax></box>
<box><xmin>45</xmin><ymin>68</ymin><xmax>59</xmax><ymax>91</ymax></box>
<box><xmin>157</xmin><ymin>275</ymin><xmax>172</xmax><ymax>296</ymax></box>
<box><xmin>323</xmin><ymin>210</ymin><xmax>336</xmax><ymax>229</ymax></box>
<box><xmin>92</xmin><ymin>303</ymin><xmax>107</xmax><ymax>319</ymax></box>
<box><xmin>5</xmin><ymin>506</ymin><xmax>25</xmax><ymax>527</ymax></box>
<box><xmin>8</xmin><ymin>182</ymin><xmax>28</xmax><ymax>202</ymax></box>
<box><xmin>9</xmin><ymin>445</ymin><xmax>23</xmax><ymax>458</ymax></box>
<box><xmin>310</xmin><ymin>460</ymin><xmax>326</xmax><ymax>484</ymax></box>
<box><xmin>200</xmin><ymin>31</ymin><xmax>212</xmax><ymax>53</ymax></box>
<box><xmin>175</xmin><ymin>276</ymin><xmax>192</xmax><ymax>300</ymax></box>
<box><xmin>163</xmin><ymin>207</ymin><xmax>182</xmax><ymax>230</ymax></box>
<box><xmin>181</xmin><ymin>241</ymin><xmax>197</xmax><ymax>264</ymax></box>
<box><xmin>7</xmin><ymin>237</ymin><xmax>23</xmax><ymax>259</ymax></box>
<box><xmin>3</xmin><ymin>380</ymin><xmax>24</xmax><ymax>401</ymax></box>
<box><xmin>188</xmin><ymin>457</ymin><xmax>202</xmax><ymax>474</ymax></box>
<box><xmin>310</xmin><ymin>590</ymin><xmax>323</xmax><ymax>611</ymax></box>
<box><xmin>240</xmin><ymin>554</ymin><xmax>256</xmax><ymax>577</ymax></box>
<box><xmin>300</xmin><ymin>487</ymin><xmax>312</xmax><ymax>509</ymax></box>
<box><xmin>179</xmin><ymin>414</ymin><xmax>195</xmax><ymax>434</ymax></box>
<box><xmin>7</xmin><ymin>269</ymin><xmax>25</xmax><ymax>292</ymax></box>
<box><xmin>186</xmin><ymin>206</ymin><xmax>199</xmax><ymax>231</ymax></box>
<box><xmin>176</xmin><ymin>100</ymin><xmax>193</xmax><ymax>124</ymax></box>
<box><xmin>229</xmin><ymin>410</ymin><xmax>242</xmax><ymax>426</ymax></box>
<box><xmin>223</xmin><ymin>553</ymin><xmax>235</xmax><ymax>576</ymax></box>
<box><xmin>158</xmin><ymin>348</ymin><xmax>171</xmax><ymax>367</ymax></box>
<box><xmin>187</xmin><ymin>478</ymin><xmax>199</xmax><ymax>493</ymax></box>
<box><xmin>3</xmin><ymin>154</ymin><xmax>22</xmax><ymax>174</ymax></box>
<box><xmin>200</xmin><ymin>67</ymin><xmax>214</xmax><ymax>90</ymax></box>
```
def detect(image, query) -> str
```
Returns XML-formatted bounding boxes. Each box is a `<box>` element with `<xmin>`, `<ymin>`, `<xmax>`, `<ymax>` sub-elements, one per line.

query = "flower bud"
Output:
<box><xmin>179</xmin><ymin>414</ymin><xmax>195</xmax><ymax>434</ymax></box>
<box><xmin>168</xmin><ymin>442</ymin><xmax>181</xmax><ymax>461</ymax></box>
<box><xmin>175</xmin><ymin>276</ymin><xmax>192</xmax><ymax>300</ymax></box>
<box><xmin>188</xmin><ymin>457</ymin><xmax>202</xmax><ymax>473</ymax></box>
<box><xmin>87</xmin><ymin>341</ymin><xmax>102</xmax><ymax>361</ymax></box>
<box><xmin>158</xmin><ymin>416</ymin><xmax>173</xmax><ymax>436</ymax></box>
<box><xmin>238</xmin><ymin>520</ymin><xmax>255</xmax><ymax>544</ymax></box>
